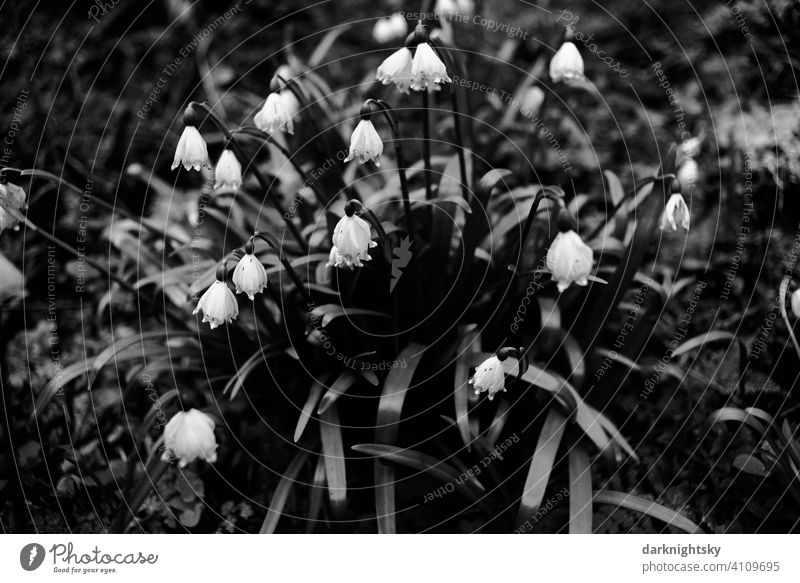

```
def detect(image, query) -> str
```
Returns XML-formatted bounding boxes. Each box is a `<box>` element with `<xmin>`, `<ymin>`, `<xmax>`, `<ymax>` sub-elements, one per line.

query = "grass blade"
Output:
<box><xmin>568</xmin><ymin>443</ymin><xmax>593</xmax><ymax>534</ymax></box>
<box><xmin>374</xmin><ymin>343</ymin><xmax>428</xmax><ymax>533</ymax></box>
<box><xmin>516</xmin><ymin>407</ymin><xmax>567</xmax><ymax>528</ymax></box>
<box><xmin>319</xmin><ymin>403</ymin><xmax>347</xmax><ymax>518</ymax></box>
<box><xmin>593</xmin><ymin>490</ymin><xmax>703</xmax><ymax>533</ymax></box>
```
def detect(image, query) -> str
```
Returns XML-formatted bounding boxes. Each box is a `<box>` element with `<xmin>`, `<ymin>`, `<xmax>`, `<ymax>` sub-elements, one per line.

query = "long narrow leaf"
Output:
<box><xmin>593</xmin><ymin>490</ymin><xmax>703</xmax><ymax>533</ymax></box>
<box><xmin>568</xmin><ymin>443</ymin><xmax>593</xmax><ymax>534</ymax></box>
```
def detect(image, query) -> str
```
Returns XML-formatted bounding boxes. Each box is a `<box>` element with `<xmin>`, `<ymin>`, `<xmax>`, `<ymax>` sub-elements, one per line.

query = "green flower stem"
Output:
<box><xmin>250</xmin><ymin>231</ymin><xmax>313</xmax><ymax>305</ymax></box>
<box><xmin>420</xmin><ymin>91</ymin><xmax>433</xmax><ymax>201</ymax></box>
<box><xmin>234</xmin><ymin>125</ymin><xmax>329</xmax><ymax>207</ymax></box>
<box><xmin>584</xmin><ymin>173</ymin><xmax>676</xmax><ymax>242</ymax></box>
<box><xmin>364</xmin><ymin>99</ymin><xmax>414</xmax><ymax>243</ymax></box>
<box><xmin>511</xmin><ymin>190</ymin><xmax>560</xmax><ymax>276</ymax></box>
<box><xmin>430</xmin><ymin>40</ymin><xmax>470</xmax><ymax>201</ymax></box>
<box><xmin>360</xmin><ymin>206</ymin><xmax>400</xmax><ymax>354</ymax></box>
<box><xmin>187</xmin><ymin>102</ymin><xmax>309</xmax><ymax>252</ymax></box>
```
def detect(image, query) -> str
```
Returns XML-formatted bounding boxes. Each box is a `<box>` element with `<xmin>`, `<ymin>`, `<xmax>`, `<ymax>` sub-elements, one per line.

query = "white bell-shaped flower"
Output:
<box><xmin>330</xmin><ymin>214</ymin><xmax>377</xmax><ymax>269</ymax></box>
<box><xmin>660</xmin><ymin>193</ymin><xmax>690</xmax><ymax>232</ymax></box>
<box><xmin>469</xmin><ymin>355</ymin><xmax>506</xmax><ymax>400</ymax></box>
<box><xmin>254</xmin><ymin>91</ymin><xmax>299</xmax><ymax>135</ymax></box>
<box><xmin>547</xmin><ymin>228</ymin><xmax>594</xmax><ymax>293</ymax></box>
<box><xmin>193</xmin><ymin>280</ymin><xmax>239</xmax><ymax>329</ymax></box>
<box><xmin>791</xmin><ymin>289</ymin><xmax>800</xmax><ymax>318</ymax></box>
<box><xmin>373</xmin><ymin>13</ymin><xmax>408</xmax><ymax>44</ymax></box>
<box><xmin>410</xmin><ymin>42</ymin><xmax>451</xmax><ymax>91</ymax></box>
<box><xmin>549</xmin><ymin>41</ymin><xmax>584</xmax><ymax>83</ymax></box>
<box><xmin>232</xmin><ymin>253</ymin><xmax>268</xmax><ymax>300</ymax></box>
<box><xmin>376</xmin><ymin>47</ymin><xmax>414</xmax><ymax>94</ymax></box>
<box><xmin>171</xmin><ymin>125</ymin><xmax>209</xmax><ymax>171</ymax></box>
<box><xmin>161</xmin><ymin>409</ymin><xmax>218</xmax><ymax>468</ymax></box>
<box><xmin>325</xmin><ymin>245</ymin><xmax>347</xmax><ymax>270</ymax></box>
<box><xmin>344</xmin><ymin>119</ymin><xmax>383</xmax><ymax>166</ymax></box>
<box><xmin>214</xmin><ymin>149</ymin><xmax>242</xmax><ymax>191</ymax></box>
<box><xmin>0</xmin><ymin>182</ymin><xmax>27</xmax><ymax>233</ymax></box>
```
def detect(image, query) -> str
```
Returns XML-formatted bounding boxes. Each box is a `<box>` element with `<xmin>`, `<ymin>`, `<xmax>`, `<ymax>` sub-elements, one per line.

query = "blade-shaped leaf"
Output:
<box><xmin>568</xmin><ymin>443</ymin><xmax>593</xmax><ymax>534</ymax></box>
<box><xmin>319</xmin><ymin>403</ymin><xmax>347</xmax><ymax>518</ymax></box>
<box><xmin>516</xmin><ymin>407</ymin><xmax>567</xmax><ymax>528</ymax></box>
<box><xmin>317</xmin><ymin>370</ymin><xmax>359</xmax><ymax>414</ymax></box>
<box><xmin>260</xmin><ymin>446</ymin><xmax>313</xmax><ymax>534</ymax></box>
<box><xmin>374</xmin><ymin>343</ymin><xmax>428</xmax><ymax>534</ymax></box>
<box><xmin>593</xmin><ymin>490</ymin><xmax>703</xmax><ymax>533</ymax></box>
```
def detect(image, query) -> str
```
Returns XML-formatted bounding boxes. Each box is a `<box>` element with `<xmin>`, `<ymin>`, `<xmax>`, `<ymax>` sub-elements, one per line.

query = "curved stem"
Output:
<box><xmin>364</xmin><ymin>99</ymin><xmax>414</xmax><ymax>242</ymax></box>
<box><xmin>188</xmin><ymin>102</ymin><xmax>308</xmax><ymax>252</ymax></box>
<box><xmin>585</xmin><ymin>173</ymin><xmax>676</xmax><ymax>242</ymax></box>
<box><xmin>250</xmin><ymin>231</ymin><xmax>312</xmax><ymax>304</ymax></box>
<box><xmin>234</xmin><ymin>125</ymin><xmax>330</xmax><ymax>207</ymax></box>
<box><xmin>512</xmin><ymin>190</ymin><xmax>560</xmax><ymax>275</ymax></box>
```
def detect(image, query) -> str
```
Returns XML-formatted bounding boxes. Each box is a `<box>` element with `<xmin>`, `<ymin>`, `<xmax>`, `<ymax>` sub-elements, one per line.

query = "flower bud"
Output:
<box><xmin>549</xmin><ymin>41</ymin><xmax>584</xmax><ymax>83</ymax></box>
<box><xmin>372</xmin><ymin>13</ymin><xmax>408</xmax><ymax>44</ymax></box>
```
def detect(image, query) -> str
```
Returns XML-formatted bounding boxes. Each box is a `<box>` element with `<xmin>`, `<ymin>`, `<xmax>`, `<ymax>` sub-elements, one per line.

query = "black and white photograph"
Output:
<box><xmin>1</xmin><ymin>0</ymin><xmax>799</xmax><ymax>579</ymax></box>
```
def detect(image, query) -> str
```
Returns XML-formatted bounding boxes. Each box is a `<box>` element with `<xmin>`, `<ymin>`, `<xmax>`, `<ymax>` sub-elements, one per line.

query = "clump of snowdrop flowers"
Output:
<box><xmin>376</xmin><ymin>47</ymin><xmax>414</xmax><ymax>94</ymax></box>
<box><xmin>233</xmin><ymin>243</ymin><xmax>269</xmax><ymax>300</ymax></box>
<box><xmin>661</xmin><ymin>181</ymin><xmax>690</xmax><ymax>232</ymax></box>
<box><xmin>214</xmin><ymin>149</ymin><xmax>242</xmax><ymax>191</ymax></box>
<box><xmin>161</xmin><ymin>409</ymin><xmax>218</xmax><ymax>468</ymax></box>
<box><xmin>549</xmin><ymin>41</ymin><xmax>584</xmax><ymax>83</ymax></box>
<box><xmin>373</xmin><ymin>12</ymin><xmax>407</xmax><ymax>44</ymax></box>
<box><xmin>0</xmin><ymin>182</ymin><xmax>27</xmax><ymax>233</ymax></box>
<box><xmin>327</xmin><ymin>200</ymin><xmax>377</xmax><ymax>270</ymax></box>
<box><xmin>345</xmin><ymin>108</ymin><xmax>383</xmax><ymax>166</ymax></box>
<box><xmin>410</xmin><ymin>41</ymin><xmax>451</xmax><ymax>91</ymax></box>
<box><xmin>171</xmin><ymin>109</ymin><xmax>208</xmax><ymax>171</ymax></box>
<box><xmin>254</xmin><ymin>90</ymin><xmax>300</xmax><ymax>135</ymax></box>
<box><xmin>470</xmin><ymin>355</ymin><xmax>506</xmax><ymax>400</ymax></box>
<box><xmin>546</xmin><ymin>209</ymin><xmax>594</xmax><ymax>292</ymax></box>
<box><xmin>193</xmin><ymin>276</ymin><xmax>239</xmax><ymax>329</ymax></box>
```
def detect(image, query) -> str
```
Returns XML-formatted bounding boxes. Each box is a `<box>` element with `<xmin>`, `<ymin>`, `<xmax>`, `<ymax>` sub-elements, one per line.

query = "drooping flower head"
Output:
<box><xmin>410</xmin><ymin>41</ymin><xmax>451</xmax><ymax>91</ymax></box>
<box><xmin>546</xmin><ymin>209</ymin><xmax>594</xmax><ymax>292</ymax></box>
<box><xmin>376</xmin><ymin>47</ymin><xmax>414</xmax><ymax>94</ymax></box>
<box><xmin>214</xmin><ymin>149</ymin><xmax>242</xmax><ymax>191</ymax></box>
<box><xmin>0</xmin><ymin>182</ymin><xmax>27</xmax><ymax>233</ymax></box>
<box><xmin>171</xmin><ymin>108</ymin><xmax>209</xmax><ymax>171</ymax></box>
<box><xmin>373</xmin><ymin>12</ymin><xmax>408</xmax><ymax>44</ymax></box>
<box><xmin>345</xmin><ymin>112</ymin><xmax>383</xmax><ymax>166</ymax></box>
<box><xmin>327</xmin><ymin>201</ymin><xmax>377</xmax><ymax>270</ymax></box>
<box><xmin>232</xmin><ymin>245</ymin><xmax>269</xmax><ymax>301</ymax></box>
<box><xmin>254</xmin><ymin>91</ymin><xmax>299</xmax><ymax>135</ymax></box>
<box><xmin>661</xmin><ymin>192</ymin><xmax>690</xmax><ymax>232</ymax></box>
<box><xmin>549</xmin><ymin>41</ymin><xmax>584</xmax><ymax>83</ymax></box>
<box><xmin>469</xmin><ymin>355</ymin><xmax>506</xmax><ymax>400</ymax></box>
<box><xmin>193</xmin><ymin>276</ymin><xmax>239</xmax><ymax>329</ymax></box>
<box><xmin>161</xmin><ymin>409</ymin><xmax>218</xmax><ymax>468</ymax></box>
